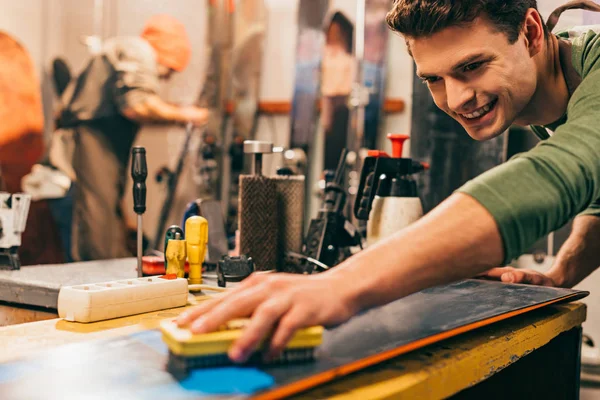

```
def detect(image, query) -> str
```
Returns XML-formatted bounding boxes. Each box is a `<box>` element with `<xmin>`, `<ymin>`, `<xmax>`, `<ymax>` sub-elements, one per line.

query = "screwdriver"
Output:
<box><xmin>131</xmin><ymin>146</ymin><xmax>147</xmax><ymax>277</ymax></box>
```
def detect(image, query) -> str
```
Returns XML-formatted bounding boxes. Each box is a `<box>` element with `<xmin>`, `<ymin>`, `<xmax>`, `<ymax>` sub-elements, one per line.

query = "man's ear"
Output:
<box><xmin>522</xmin><ymin>8</ymin><xmax>545</xmax><ymax>57</ymax></box>
<box><xmin>404</xmin><ymin>38</ymin><xmax>414</xmax><ymax>58</ymax></box>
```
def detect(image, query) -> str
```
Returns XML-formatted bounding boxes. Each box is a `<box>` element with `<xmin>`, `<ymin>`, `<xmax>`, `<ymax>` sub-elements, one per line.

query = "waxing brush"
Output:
<box><xmin>160</xmin><ymin>318</ymin><xmax>323</xmax><ymax>375</ymax></box>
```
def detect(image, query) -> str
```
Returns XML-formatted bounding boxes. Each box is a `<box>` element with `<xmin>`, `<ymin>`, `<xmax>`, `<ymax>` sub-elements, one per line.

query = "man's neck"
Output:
<box><xmin>515</xmin><ymin>34</ymin><xmax>571</xmax><ymax>127</ymax></box>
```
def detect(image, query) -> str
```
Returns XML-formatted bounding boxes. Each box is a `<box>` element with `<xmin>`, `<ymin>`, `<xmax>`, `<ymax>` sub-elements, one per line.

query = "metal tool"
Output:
<box><xmin>285</xmin><ymin>251</ymin><xmax>329</xmax><ymax>275</ymax></box>
<box><xmin>244</xmin><ymin>140</ymin><xmax>273</xmax><ymax>175</ymax></box>
<box><xmin>345</xmin><ymin>0</ymin><xmax>370</xmax><ymax>225</ymax></box>
<box><xmin>194</xmin><ymin>131</ymin><xmax>220</xmax><ymax>196</ymax></box>
<box><xmin>282</xmin><ymin>148</ymin><xmax>307</xmax><ymax>176</ymax></box>
<box><xmin>152</xmin><ymin>122</ymin><xmax>195</xmax><ymax>251</ymax></box>
<box><xmin>131</xmin><ymin>146</ymin><xmax>147</xmax><ymax>277</ymax></box>
<box><xmin>216</xmin><ymin>255</ymin><xmax>254</xmax><ymax>287</ymax></box>
<box><xmin>301</xmin><ymin>149</ymin><xmax>362</xmax><ymax>272</ymax></box>
<box><xmin>0</xmin><ymin>193</ymin><xmax>31</xmax><ymax>270</ymax></box>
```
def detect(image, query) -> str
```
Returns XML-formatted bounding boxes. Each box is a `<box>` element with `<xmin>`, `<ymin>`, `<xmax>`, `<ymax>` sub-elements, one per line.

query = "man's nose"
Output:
<box><xmin>445</xmin><ymin>78</ymin><xmax>476</xmax><ymax>113</ymax></box>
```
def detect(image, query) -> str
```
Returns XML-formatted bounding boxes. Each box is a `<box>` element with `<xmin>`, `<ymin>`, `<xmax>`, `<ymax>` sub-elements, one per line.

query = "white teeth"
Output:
<box><xmin>462</xmin><ymin>101</ymin><xmax>494</xmax><ymax>119</ymax></box>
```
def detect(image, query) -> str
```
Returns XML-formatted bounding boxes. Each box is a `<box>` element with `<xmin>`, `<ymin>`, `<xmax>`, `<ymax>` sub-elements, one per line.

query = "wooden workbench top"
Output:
<box><xmin>0</xmin><ymin>301</ymin><xmax>586</xmax><ymax>399</ymax></box>
<box><xmin>0</xmin><ymin>293</ymin><xmax>213</xmax><ymax>363</ymax></box>
<box><xmin>0</xmin><ymin>258</ymin><xmax>138</xmax><ymax>308</ymax></box>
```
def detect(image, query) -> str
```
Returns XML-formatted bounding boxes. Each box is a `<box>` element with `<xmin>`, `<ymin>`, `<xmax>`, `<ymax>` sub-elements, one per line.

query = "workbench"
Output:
<box><xmin>0</xmin><ymin>301</ymin><xmax>585</xmax><ymax>399</ymax></box>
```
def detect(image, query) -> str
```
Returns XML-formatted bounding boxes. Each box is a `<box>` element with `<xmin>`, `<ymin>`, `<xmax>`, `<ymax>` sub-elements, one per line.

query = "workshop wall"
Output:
<box><xmin>0</xmin><ymin>1</ymin><xmax>593</xmax><ymax>155</ymax></box>
<box><xmin>3</xmin><ymin>0</ymin><xmax>411</xmax><ymax>235</ymax></box>
<box><xmin>0</xmin><ymin>0</ymin><xmax>411</xmax><ymax>244</ymax></box>
<box><xmin>0</xmin><ymin>0</ymin><xmax>596</xmax><ymax>235</ymax></box>
<box><xmin>0</xmin><ymin>1</ymin><xmax>46</xmax><ymax>69</ymax></box>
<box><xmin>539</xmin><ymin>0</ymin><xmax>584</xmax><ymax>32</ymax></box>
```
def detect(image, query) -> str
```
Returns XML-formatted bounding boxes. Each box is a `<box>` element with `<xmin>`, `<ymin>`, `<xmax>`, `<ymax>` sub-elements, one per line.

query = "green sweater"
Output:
<box><xmin>457</xmin><ymin>28</ymin><xmax>600</xmax><ymax>264</ymax></box>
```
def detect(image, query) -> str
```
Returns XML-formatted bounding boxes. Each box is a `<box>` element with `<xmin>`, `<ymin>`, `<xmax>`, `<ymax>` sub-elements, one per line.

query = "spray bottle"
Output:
<box><xmin>354</xmin><ymin>134</ymin><xmax>428</xmax><ymax>246</ymax></box>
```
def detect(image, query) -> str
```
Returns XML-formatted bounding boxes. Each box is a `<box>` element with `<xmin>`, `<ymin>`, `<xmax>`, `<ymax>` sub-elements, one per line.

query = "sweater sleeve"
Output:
<box><xmin>579</xmin><ymin>200</ymin><xmax>600</xmax><ymax>218</ymax></box>
<box><xmin>457</xmin><ymin>68</ymin><xmax>600</xmax><ymax>264</ymax></box>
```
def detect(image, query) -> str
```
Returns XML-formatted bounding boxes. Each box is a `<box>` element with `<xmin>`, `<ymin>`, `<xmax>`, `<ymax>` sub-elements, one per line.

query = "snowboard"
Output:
<box><xmin>289</xmin><ymin>0</ymin><xmax>330</xmax><ymax>152</ymax></box>
<box><xmin>361</xmin><ymin>0</ymin><xmax>391</xmax><ymax>151</ymax></box>
<box><xmin>220</xmin><ymin>0</ymin><xmax>268</xmax><ymax>240</ymax></box>
<box><xmin>288</xmin><ymin>0</ymin><xmax>330</xmax><ymax>236</ymax></box>
<box><xmin>151</xmin><ymin>124</ymin><xmax>197</xmax><ymax>252</ymax></box>
<box><xmin>196</xmin><ymin>0</ymin><xmax>235</xmax><ymax>204</ymax></box>
<box><xmin>321</xmin><ymin>10</ymin><xmax>355</xmax><ymax>173</ymax></box>
<box><xmin>315</xmin><ymin>1</ymin><xmax>392</xmax><ymax>226</ymax></box>
<box><xmin>0</xmin><ymin>280</ymin><xmax>587</xmax><ymax>399</ymax></box>
<box><xmin>345</xmin><ymin>0</ymin><xmax>392</xmax><ymax>228</ymax></box>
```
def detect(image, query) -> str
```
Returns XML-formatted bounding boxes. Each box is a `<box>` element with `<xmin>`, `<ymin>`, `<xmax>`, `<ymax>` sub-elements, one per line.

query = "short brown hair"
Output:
<box><xmin>386</xmin><ymin>0</ymin><xmax>547</xmax><ymax>44</ymax></box>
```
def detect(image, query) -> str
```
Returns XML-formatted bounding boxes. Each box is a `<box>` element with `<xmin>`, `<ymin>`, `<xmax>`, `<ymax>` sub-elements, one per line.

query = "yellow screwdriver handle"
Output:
<box><xmin>186</xmin><ymin>216</ymin><xmax>208</xmax><ymax>285</ymax></box>
<box><xmin>165</xmin><ymin>238</ymin><xmax>187</xmax><ymax>278</ymax></box>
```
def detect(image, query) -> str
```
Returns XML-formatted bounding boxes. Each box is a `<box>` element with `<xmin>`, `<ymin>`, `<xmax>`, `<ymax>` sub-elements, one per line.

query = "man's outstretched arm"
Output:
<box><xmin>176</xmin><ymin>192</ymin><xmax>504</xmax><ymax>363</ymax></box>
<box><xmin>122</xmin><ymin>95</ymin><xmax>209</xmax><ymax>125</ymax></box>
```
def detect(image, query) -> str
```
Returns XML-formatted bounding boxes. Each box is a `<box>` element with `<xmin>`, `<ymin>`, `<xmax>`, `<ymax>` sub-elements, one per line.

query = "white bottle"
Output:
<box><xmin>366</xmin><ymin>177</ymin><xmax>423</xmax><ymax>246</ymax></box>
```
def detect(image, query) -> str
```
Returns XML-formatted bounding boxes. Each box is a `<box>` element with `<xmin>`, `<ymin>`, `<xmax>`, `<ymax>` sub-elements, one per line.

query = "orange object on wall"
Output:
<box><xmin>0</xmin><ymin>31</ymin><xmax>45</xmax><ymax>193</ymax></box>
<box><xmin>0</xmin><ymin>31</ymin><xmax>63</xmax><ymax>265</ymax></box>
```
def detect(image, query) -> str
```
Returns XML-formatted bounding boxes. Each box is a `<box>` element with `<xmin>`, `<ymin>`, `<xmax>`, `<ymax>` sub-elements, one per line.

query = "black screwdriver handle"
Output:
<box><xmin>131</xmin><ymin>147</ymin><xmax>147</xmax><ymax>215</ymax></box>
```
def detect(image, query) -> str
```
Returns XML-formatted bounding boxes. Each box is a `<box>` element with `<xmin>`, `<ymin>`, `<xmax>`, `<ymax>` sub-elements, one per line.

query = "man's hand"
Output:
<box><xmin>176</xmin><ymin>272</ymin><xmax>356</xmax><ymax>363</ymax></box>
<box><xmin>180</xmin><ymin>106</ymin><xmax>210</xmax><ymax>126</ymax></box>
<box><xmin>122</xmin><ymin>96</ymin><xmax>210</xmax><ymax>125</ymax></box>
<box><xmin>477</xmin><ymin>267</ymin><xmax>556</xmax><ymax>286</ymax></box>
<box><xmin>478</xmin><ymin>215</ymin><xmax>600</xmax><ymax>289</ymax></box>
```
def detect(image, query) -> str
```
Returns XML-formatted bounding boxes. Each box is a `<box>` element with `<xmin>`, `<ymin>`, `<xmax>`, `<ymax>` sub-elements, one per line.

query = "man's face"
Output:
<box><xmin>157</xmin><ymin>64</ymin><xmax>175</xmax><ymax>80</ymax></box>
<box><xmin>408</xmin><ymin>17</ymin><xmax>538</xmax><ymax>141</ymax></box>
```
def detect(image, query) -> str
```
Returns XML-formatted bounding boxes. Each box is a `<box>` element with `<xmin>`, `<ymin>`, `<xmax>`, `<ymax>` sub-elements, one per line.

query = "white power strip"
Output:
<box><xmin>57</xmin><ymin>276</ymin><xmax>189</xmax><ymax>323</ymax></box>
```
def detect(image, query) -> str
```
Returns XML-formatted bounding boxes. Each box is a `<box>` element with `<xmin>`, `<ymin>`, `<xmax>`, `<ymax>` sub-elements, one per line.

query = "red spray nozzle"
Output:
<box><xmin>387</xmin><ymin>134</ymin><xmax>410</xmax><ymax>158</ymax></box>
<box><xmin>421</xmin><ymin>162</ymin><xmax>430</xmax><ymax>170</ymax></box>
<box><xmin>367</xmin><ymin>150</ymin><xmax>390</xmax><ymax>158</ymax></box>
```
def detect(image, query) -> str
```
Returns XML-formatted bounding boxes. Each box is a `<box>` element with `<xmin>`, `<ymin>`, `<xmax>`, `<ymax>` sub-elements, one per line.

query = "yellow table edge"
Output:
<box><xmin>293</xmin><ymin>302</ymin><xmax>586</xmax><ymax>400</ymax></box>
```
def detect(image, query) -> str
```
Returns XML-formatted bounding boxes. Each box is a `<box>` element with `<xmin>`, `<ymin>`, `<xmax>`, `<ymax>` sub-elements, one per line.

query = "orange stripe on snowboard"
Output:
<box><xmin>253</xmin><ymin>293</ymin><xmax>584</xmax><ymax>400</ymax></box>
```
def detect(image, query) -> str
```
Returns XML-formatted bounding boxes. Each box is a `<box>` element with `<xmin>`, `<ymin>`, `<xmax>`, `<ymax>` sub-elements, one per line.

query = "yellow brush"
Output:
<box><xmin>160</xmin><ymin>319</ymin><xmax>323</xmax><ymax>375</ymax></box>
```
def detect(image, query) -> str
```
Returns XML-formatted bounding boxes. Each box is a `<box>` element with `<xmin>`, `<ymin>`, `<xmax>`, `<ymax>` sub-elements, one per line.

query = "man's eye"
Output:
<box><xmin>421</xmin><ymin>76</ymin><xmax>441</xmax><ymax>84</ymax></box>
<box><xmin>464</xmin><ymin>62</ymin><xmax>483</xmax><ymax>72</ymax></box>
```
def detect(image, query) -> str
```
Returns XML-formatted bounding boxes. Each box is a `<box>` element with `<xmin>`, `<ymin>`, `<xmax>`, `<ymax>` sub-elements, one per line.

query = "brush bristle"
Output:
<box><xmin>167</xmin><ymin>347</ymin><xmax>316</xmax><ymax>376</ymax></box>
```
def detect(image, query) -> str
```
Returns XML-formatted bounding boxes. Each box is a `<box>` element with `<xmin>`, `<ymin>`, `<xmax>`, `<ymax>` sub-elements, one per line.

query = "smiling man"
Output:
<box><xmin>177</xmin><ymin>0</ymin><xmax>600</xmax><ymax>363</ymax></box>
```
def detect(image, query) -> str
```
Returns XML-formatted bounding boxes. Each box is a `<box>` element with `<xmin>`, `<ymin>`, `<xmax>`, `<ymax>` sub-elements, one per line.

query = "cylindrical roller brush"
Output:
<box><xmin>239</xmin><ymin>176</ymin><xmax>278</xmax><ymax>271</ymax></box>
<box><xmin>272</xmin><ymin>170</ymin><xmax>305</xmax><ymax>272</ymax></box>
<box><xmin>238</xmin><ymin>141</ymin><xmax>279</xmax><ymax>271</ymax></box>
